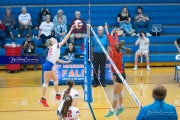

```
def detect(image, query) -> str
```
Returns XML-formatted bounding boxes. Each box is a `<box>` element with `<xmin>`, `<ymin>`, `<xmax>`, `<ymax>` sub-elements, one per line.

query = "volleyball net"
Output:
<box><xmin>85</xmin><ymin>23</ymin><xmax>141</xmax><ymax>119</ymax></box>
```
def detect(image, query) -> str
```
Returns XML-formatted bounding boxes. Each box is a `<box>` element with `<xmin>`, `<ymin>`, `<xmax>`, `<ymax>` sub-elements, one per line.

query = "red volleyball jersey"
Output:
<box><xmin>107</xmin><ymin>33</ymin><xmax>123</xmax><ymax>74</ymax></box>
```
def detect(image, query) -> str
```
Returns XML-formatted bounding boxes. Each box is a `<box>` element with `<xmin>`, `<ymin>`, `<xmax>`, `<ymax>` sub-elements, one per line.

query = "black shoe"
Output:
<box><xmin>93</xmin><ymin>83</ymin><xmax>98</xmax><ymax>87</ymax></box>
<box><xmin>102</xmin><ymin>83</ymin><xmax>106</xmax><ymax>87</ymax></box>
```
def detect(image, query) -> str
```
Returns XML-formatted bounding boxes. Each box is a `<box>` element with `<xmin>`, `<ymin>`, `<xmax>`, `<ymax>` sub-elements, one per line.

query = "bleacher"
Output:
<box><xmin>0</xmin><ymin>0</ymin><xmax>180</xmax><ymax>67</ymax></box>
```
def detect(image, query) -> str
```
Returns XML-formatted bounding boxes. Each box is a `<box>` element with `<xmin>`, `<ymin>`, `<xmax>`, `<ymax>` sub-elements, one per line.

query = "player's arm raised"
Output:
<box><xmin>59</xmin><ymin>24</ymin><xmax>75</xmax><ymax>47</ymax></box>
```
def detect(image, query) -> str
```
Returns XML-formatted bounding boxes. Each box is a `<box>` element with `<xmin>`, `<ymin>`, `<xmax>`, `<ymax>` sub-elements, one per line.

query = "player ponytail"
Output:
<box><xmin>63</xmin><ymin>80</ymin><xmax>74</xmax><ymax>99</ymax></box>
<box><xmin>60</xmin><ymin>95</ymin><xmax>72</xmax><ymax>118</ymax></box>
<box><xmin>46</xmin><ymin>39</ymin><xmax>52</xmax><ymax>48</ymax></box>
<box><xmin>116</xmin><ymin>40</ymin><xmax>131</xmax><ymax>55</ymax></box>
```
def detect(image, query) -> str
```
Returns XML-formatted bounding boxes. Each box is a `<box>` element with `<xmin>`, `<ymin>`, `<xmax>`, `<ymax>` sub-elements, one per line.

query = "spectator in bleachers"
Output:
<box><xmin>64</xmin><ymin>42</ymin><xmax>77</xmax><ymax>58</ymax></box>
<box><xmin>18</xmin><ymin>7</ymin><xmax>33</xmax><ymax>38</ymax></box>
<box><xmin>54</xmin><ymin>16</ymin><xmax>68</xmax><ymax>46</ymax></box>
<box><xmin>133</xmin><ymin>31</ymin><xmax>150</xmax><ymax>71</ymax></box>
<box><xmin>37</xmin><ymin>15</ymin><xmax>54</xmax><ymax>49</ymax></box>
<box><xmin>0</xmin><ymin>20</ymin><xmax>6</xmax><ymax>48</ymax></box>
<box><xmin>174</xmin><ymin>38</ymin><xmax>180</xmax><ymax>53</ymax></box>
<box><xmin>133</xmin><ymin>6</ymin><xmax>152</xmax><ymax>36</ymax></box>
<box><xmin>2</xmin><ymin>7</ymin><xmax>15</xmax><ymax>40</ymax></box>
<box><xmin>117</xmin><ymin>7</ymin><xmax>136</xmax><ymax>37</ymax></box>
<box><xmin>136</xmin><ymin>84</ymin><xmax>178</xmax><ymax>120</ymax></box>
<box><xmin>36</xmin><ymin>6</ymin><xmax>51</xmax><ymax>29</ymax></box>
<box><xmin>53</xmin><ymin>9</ymin><xmax>67</xmax><ymax>25</ymax></box>
<box><xmin>22</xmin><ymin>34</ymin><xmax>37</xmax><ymax>71</ymax></box>
<box><xmin>70</xmin><ymin>11</ymin><xmax>86</xmax><ymax>44</ymax></box>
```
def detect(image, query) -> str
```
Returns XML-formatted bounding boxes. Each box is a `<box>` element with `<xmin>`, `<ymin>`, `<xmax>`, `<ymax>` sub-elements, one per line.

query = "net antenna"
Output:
<box><xmin>90</xmin><ymin>25</ymin><xmax>142</xmax><ymax>109</ymax></box>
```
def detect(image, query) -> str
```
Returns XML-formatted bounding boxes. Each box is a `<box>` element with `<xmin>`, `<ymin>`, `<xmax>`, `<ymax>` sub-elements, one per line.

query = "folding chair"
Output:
<box><xmin>151</xmin><ymin>24</ymin><xmax>162</xmax><ymax>36</ymax></box>
<box><xmin>174</xmin><ymin>54</ymin><xmax>180</xmax><ymax>83</ymax></box>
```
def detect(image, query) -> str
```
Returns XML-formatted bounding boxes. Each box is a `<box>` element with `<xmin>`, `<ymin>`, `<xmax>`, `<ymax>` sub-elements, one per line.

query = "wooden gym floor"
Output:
<box><xmin>0</xmin><ymin>67</ymin><xmax>179</xmax><ymax>120</ymax></box>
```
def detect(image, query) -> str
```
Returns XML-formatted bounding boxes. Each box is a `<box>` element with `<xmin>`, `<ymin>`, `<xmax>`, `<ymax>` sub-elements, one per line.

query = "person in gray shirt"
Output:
<box><xmin>2</xmin><ymin>7</ymin><xmax>16</xmax><ymax>40</ymax></box>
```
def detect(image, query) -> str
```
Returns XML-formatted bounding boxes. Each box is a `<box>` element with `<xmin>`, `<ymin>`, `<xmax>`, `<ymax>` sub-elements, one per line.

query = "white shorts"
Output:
<box><xmin>136</xmin><ymin>49</ymin><xmax>149</xmax><ymax>55</ymax></box>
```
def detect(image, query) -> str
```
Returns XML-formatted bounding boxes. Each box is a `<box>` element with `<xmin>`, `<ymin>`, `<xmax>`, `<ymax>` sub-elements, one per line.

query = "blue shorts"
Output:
<box><xmin>42</xmin><ymin>61</ymin><xmax>54</xmax><ymax>71</ymax></box>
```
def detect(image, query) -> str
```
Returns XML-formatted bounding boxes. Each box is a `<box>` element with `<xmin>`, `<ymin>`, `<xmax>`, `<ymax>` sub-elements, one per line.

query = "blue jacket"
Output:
<box><xmin>136</xmin><ymin>100</ymin><xmax>178</xmax><ymax>120</ymax></box>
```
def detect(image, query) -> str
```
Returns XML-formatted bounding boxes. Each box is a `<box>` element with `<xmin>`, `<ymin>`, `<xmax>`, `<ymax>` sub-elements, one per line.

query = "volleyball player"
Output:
<box><xmin>104</xmin><ymin>23</ymin><xmax>130</xmax><ymax>117</ymax></box>
<box><xmin>58</xmin><ymin>80</ymin><xmax>79</xmax><ymax>110</ymax></box>
<box><xmin>57</xmin><ymin>80</ymin><xmax>79</xmax><ymax>119</ymax></box>
<box><xmin>39</xmin><ymin>25</ymin><xmax>75</xmax><ymax>107</ymax></box>
<box><xmin>57</xmin><ymin>95</ymin><xmax>80</xmax><ymax>120</ymax></box>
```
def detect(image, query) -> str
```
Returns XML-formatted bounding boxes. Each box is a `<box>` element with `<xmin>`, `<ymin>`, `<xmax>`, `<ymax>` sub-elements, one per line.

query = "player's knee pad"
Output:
<box><xmin>113</xmin><ymin>94</ymin><xmax>119</xmax><ymax>101</ymax></box>
<box><xmin>43</xmin><ymin>83</ymin><xmax>49</xmax><ymax>88</ymax></box>
<box><xmin>54</xmin><ymin>80</ymin><xmax>58</xmax><ymax>85</ymax></box>
<box><xmin>119</xmin><ymin>90</ymin><xmax>124</xmax><ymax>98</ymax></box>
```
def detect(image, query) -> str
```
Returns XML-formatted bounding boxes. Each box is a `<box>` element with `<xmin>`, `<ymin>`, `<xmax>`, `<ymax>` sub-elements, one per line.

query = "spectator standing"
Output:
<box><xmin>133</xmin><ymin>31</ymin><xmax>150</xmax><ymax>71</ymax></box>
<box><xmin>133</xmin><ymin>6</ymin><xmax>152</xmax><ymax>36</ymax></box>
<box><xmin>0</xmin><ymin>20</ymin><xmax>6</xmax><ymax>48</ymax></box>
<box><xmin>22</xmin><ymin>34</ymin><xmax>37</xmax><ymax>71</ymax></box>
<box><xmin>136</xmin><ymin>84</ymin><xmax>178</xmax><ymax>120</ymax></box>
<box><xmin>18</xmin><ymin>7</ymin><xmax>33</xmax><ymax>38</ymax></box>
<box><xmin>117</xmin><ymin>7</ymin><xmax>136</xmax><ymax>37</ymax></box>
<box><xmin>54</xmin><ymin>16</ymin><xmax>67</xmax><ymax>46</ymax></box>
<box><xmin>37</xmin><ymin>15</ymin><xmax>54</xmax><ymax>49</ymax></box>
<box><xmin>36</xmin><ymin>6</ymin><xmax>51</xmax><ymax>29</ymax></box>
<box><xmin>2</xmin><ymin>7</ymin><xmax>15</xmax><ymax>40</ymax></box>
<box><xmin>53</xmin><ymin>9</ymin><xmax>67</xmax><ymax>25</ymax></box>
<box><xmin>64</xmin><ymin>42</ymin><xmax>77</xmax><ymax>58</ymax></box>
<box><xmin>174</xmin><ymin>38</ymin><xmax>180</xmax><ymax>53</ymax></box>
<box><xmin>91</xmin><ymin>26</ymin><xmax>109</xmax><ymax>87</ymax></box>
<box><xmin>70</xmin><ymin>11</ymin><xmax>86</xmax><ymax>44</ymax></box>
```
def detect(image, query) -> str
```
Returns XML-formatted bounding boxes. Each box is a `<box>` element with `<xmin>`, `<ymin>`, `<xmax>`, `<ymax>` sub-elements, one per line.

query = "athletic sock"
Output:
<box><xmin>41</xmin><ymin>97</ymin><xmax>46</xmax><ymax>100</ymax></box>
<box><xmin>56</xmin><ymin>94</ymin><xmax>61</xmax><ymax>96</ymax></box>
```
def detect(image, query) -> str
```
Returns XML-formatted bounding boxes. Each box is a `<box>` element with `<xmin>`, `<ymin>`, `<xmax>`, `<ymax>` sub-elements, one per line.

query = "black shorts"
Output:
<box><xmin>113</xmin><ymin>72</ymin><xmax>126</xmax><ymax>83</ymax></box>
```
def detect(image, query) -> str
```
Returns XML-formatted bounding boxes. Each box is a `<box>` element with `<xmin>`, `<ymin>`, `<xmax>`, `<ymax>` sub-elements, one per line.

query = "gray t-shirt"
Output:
<box><xmin>134</xmin><ymin>14</ymin><xmax>148</xmax><ymax>22</ymax></box>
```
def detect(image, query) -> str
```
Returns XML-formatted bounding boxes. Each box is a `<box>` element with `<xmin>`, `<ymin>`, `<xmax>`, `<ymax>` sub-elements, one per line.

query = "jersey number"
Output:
<box><xmin>67</xmin><ymin>110</ymin><xmax>72</xmax><ymax>117</ymax></box>
<box><xmin>48</xmin><ymin>48</ymin><xmax>52</xmax><ymax>54</ymax></box>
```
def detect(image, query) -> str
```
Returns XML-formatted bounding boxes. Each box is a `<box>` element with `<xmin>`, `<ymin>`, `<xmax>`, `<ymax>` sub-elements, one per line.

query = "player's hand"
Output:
<box><xmin>70</xmin><ymin>24</ymin><xmax>76</xmax><ymax>31</ymax></box>
<box><xmin>111</xmin><ymin>28</ymin><xmax>116</xmax><ymax>36</ymax></box>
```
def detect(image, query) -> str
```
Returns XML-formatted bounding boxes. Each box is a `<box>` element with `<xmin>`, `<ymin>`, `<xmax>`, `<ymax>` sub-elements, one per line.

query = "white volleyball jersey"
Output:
<box><xmin>46</xmin><ymin>43</ymin><xmax>60</xmax><ymax>64</ymax></box>
<box><xmin>58</xmin><ymin>106</ymin><xmax>80</xmax><ymax>120</ymax></box>
<box><xmin>58</xmin><ymin>88</ymin><xmax>79</xmax><ymax>111</ymax></box>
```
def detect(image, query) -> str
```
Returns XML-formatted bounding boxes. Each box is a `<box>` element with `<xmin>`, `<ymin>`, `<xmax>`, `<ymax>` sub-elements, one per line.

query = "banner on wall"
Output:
<box><xmin>53</xmin><ymin>63</ymin><xmax>112</xmax><ymax>81</ymax></box>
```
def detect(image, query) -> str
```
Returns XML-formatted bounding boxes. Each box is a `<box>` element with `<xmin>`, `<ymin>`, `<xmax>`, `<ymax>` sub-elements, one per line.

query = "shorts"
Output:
<box><xmin>136</xmin><ymin>49</ymin><xmax>149</xmax><ymax>55</ymax></box>
<box><xmin>113</xmin><ymin>72</ymin><xmax>126</xmax><ymax>83</ymax></box>
<box><xmin>42</xmin><ymin>61</ymin><xmax>54</xmax><ymax>71</ymax></box>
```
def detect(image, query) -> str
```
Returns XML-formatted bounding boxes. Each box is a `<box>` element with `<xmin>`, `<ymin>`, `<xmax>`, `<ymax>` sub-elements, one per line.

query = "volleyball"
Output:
<box><xmin>74</xmin><ymin>20</ymin><xmax>83</xmax><ymax>29</ymax></box>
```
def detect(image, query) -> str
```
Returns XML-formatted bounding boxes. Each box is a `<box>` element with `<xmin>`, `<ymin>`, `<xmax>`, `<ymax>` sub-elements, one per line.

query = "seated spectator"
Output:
<box><xmin>70</xmin><ymin>11</ymin><xmax>86</xmax><ymax>44</ymax></box>
<box><xmin>2</xmin><ymin>7</ymin><xmax>15</xmax><ymax>40</ymax></box>
<box><xmin>0</xmin><ymin>20</ymin><xmax>6</xmax><ymax>48</ymax></box>
<box><xmin>37</xmin><ymin>15</ymin><xmax>54</xmax><ymax>49</ymax></box>
<box><xmin>18</xmin><ymin>7</ymin><xmax>33</xmax><ymax>38</ymax></box>
<box><xmin>117</xmin><ymin>7</ymin><xmax>136</xmax><ymax>37</ymax></box>
<box><xmin>64</xmin><ymin>42</ymin><xmax>77</xmax><ymax>58</ymax></box>
<box><xmin>22</xmin><ymin>34</ymin><xmax>37</xmax><ymax>71</ymax></box>
<box><xmin>133</xmin><ymin>6</ymin><xmax>152</xmax><ymax>36</ymax></box>
<box><xmin>136</xmin><ymin>84</ymin><xmax>178</xmax><ymax>120</ymax></box>
<box><xmin>174</xmin><ymin>38</ymin><xmax>180</xmax><ymax>53</ymax></box>
<box><xmin>36</xmin><ymin>6</ymin><xmax>51</xmax><ymax>29</ymax></box>
<box><xmin>133</xmin><ymin>31</ymin><xmax>150</xmax><ymax>71</ymax></box>
<box><xmin>53</xmin><ymin>9</ymin><xmax>67</xmax><ymax>25</ymax></box>
<box><xmin>54</xmin><ymin>16</ymin><xmax>67</xmax><ymax>46</ymax></box>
